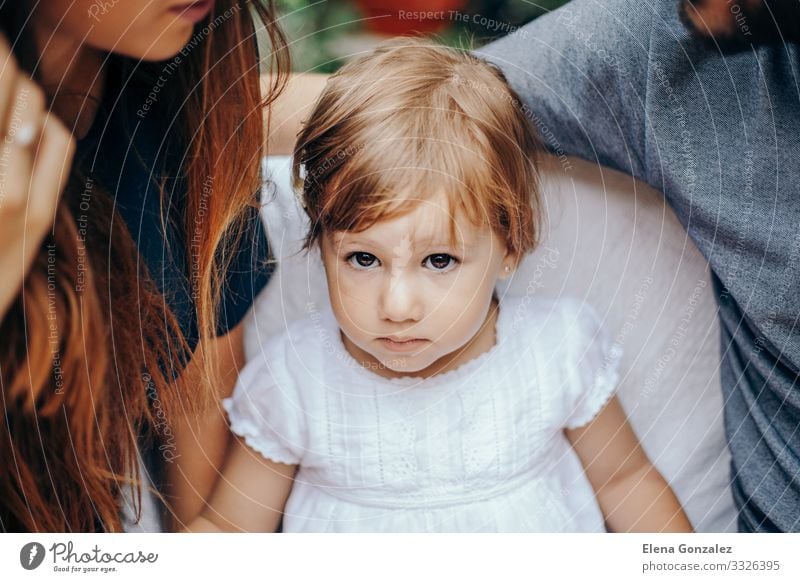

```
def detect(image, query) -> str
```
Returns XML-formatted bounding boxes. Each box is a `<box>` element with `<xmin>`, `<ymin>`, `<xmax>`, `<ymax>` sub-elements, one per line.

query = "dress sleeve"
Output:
<box><xmin>222</xmin><ymin>340</ymin><xmax>305</xmax><ymax>465</ymax></box>
<box><xmin>559</xmin><ymin>300</ymin><xmax>623</xmax><ymax>430</ymax></box>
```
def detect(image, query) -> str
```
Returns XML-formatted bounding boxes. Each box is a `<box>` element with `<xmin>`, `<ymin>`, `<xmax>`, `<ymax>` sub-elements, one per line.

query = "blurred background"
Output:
<box><xmin>270</xmin><ymin>0</ymin><xmax>569</xmax><ymax>73</ymax></box>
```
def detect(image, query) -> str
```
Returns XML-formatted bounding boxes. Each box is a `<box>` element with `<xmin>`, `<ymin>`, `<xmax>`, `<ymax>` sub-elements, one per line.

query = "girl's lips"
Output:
<box><xmin>377</xmin><ymin>337</ymin><xmax>428</xmax><ymax>353</ymax></box>
<box><xmin>169</xmin><ymin>0</ymin><xmax>213</xmax><ymax>24</ymax></box>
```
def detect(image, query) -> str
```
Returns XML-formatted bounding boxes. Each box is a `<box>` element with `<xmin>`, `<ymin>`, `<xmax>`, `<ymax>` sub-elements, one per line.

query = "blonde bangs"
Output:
<box><xmin>319</xmin><ymin>131</ymin><xmax>497</xmax><ymax>238</ymax></box>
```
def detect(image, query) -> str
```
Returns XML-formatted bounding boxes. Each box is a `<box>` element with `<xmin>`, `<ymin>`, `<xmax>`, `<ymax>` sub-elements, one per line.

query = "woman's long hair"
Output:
<box><xmin>0</xmin><ymin>1</ymin><xmax>288</xmax><ymax>532</ymax></box>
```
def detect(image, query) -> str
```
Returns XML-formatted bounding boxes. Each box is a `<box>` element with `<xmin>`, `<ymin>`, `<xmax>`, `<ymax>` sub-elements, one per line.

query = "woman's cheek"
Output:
<box><xmin>93</xmin><ymin>22</ymin><xmax>192</xmax><ymax>61</ymax></box>
<box><xmin>77</xmin><ymin>4</ymin><xmax>194</xmax><ymax>61</ymax></box>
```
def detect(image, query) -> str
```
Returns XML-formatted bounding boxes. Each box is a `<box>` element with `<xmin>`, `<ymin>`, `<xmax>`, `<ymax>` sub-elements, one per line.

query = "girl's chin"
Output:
<box><xmin>375</xmin><ymin>356</ymin><xmax>415</xmax><ymax>374</ymax></box>
<box><xmin>376</xmin><ymin>355</ymin><xmax>444</xmax><ymax>378</ymax></box>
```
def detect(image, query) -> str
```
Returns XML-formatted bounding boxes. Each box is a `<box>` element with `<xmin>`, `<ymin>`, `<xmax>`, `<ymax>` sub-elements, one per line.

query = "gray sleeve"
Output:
<box><xmin>475</xmin><ymin>0</ymin><xmax>656</xmax><ymax>182</ymax></box>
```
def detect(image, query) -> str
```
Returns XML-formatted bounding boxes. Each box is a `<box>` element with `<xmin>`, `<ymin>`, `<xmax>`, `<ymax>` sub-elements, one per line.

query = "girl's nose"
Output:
<box><xmin>379</xmin><ymin>270</ymin><xmax>423</xmax><ymax>323</ymax></box>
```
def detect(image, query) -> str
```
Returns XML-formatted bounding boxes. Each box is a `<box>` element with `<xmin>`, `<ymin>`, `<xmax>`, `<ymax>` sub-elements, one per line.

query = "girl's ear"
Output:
<box><xmin>498</xmin><ymin>254</ymin><xmax>516</xmax><ymax>280</ymax></box>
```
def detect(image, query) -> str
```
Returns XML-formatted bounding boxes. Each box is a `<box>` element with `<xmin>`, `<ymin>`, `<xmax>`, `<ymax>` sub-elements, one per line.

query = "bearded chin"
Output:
<box><xmin>679</xmin><ymin>0</ymin><xmax>800</xmax><ymax>47</ymax></box>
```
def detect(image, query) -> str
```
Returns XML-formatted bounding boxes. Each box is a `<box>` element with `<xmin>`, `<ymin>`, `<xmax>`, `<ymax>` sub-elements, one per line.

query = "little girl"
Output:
<box><xmin>189</xmin><ymin>39</ymin><xmax>692</xmax><ymax>533</ymax></box>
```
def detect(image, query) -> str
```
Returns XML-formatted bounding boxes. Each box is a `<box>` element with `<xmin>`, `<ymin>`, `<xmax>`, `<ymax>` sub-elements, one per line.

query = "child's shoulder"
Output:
<box><xmin>502</xmin><ymin>294</ymin><xmax>602</xmax><ymax>336</ymax></box>
<box><xmin>501</xmin><ymin>295</ymin><xmax>620</xmax><ymax>430</ymax></box>
<box><xmin>500</xmin><ymin>295</ymin><xmax>611</xmax><ymax>366</ymax></box>
<box><xmin>244</xmin><ymin>303</ymin><xmax>334</xmax><ymax>376</ymax></box>
<box><xmin>257</xmin><ymin>302</ymin><xmax>332</xmax><ymax>345</ymax></box>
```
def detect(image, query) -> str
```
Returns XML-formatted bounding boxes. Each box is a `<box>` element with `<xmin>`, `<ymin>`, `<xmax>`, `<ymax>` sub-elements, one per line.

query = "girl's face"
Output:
<box><xmin>35</xmin><ymin>0</ymin><xmax>214</xmax><ymax>61</ymax></box>
<box><xmin>320</xmin><ymin>197</ymin><xmax>515</xmax><ymax>379</ymax></box>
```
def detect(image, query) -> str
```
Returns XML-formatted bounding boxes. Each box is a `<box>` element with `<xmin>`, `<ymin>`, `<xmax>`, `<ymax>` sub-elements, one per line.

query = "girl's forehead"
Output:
<box><xmin>332</xmin><ymin>199</ymin><xmax>491</xmax><ymax>251</ymax></box>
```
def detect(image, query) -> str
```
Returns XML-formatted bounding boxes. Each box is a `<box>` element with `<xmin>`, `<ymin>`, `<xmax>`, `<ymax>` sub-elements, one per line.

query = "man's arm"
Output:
<box><xmin>263</xmin><ymin>73</ymin><xmax>328</xmax><ymax>156</ymax></box>
<box><xmin>475</xmin><ymin>0</ymin><xmax>655</xmax><ymax>182</ymax></box>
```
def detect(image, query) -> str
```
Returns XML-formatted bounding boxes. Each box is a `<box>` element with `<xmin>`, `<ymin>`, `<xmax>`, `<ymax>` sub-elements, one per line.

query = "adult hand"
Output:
<box><xmin>0</xmin><ymin>34</ymin><xmax>75</xmax><ymax>320</ymax></box>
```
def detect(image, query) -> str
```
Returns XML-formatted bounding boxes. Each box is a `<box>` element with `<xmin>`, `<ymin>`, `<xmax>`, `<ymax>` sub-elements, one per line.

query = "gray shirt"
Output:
<box><xmin>479</xmin><ymin>0</ymin><xmax>800</xmax><ymax>531</ymax></box>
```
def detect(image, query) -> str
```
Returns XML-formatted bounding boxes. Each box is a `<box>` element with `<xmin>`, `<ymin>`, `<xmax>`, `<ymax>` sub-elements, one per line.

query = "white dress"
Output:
<box><xmin>224</xmin><ymin>295</ymin><xmax>622</xmax><ymax>532</ymax></box>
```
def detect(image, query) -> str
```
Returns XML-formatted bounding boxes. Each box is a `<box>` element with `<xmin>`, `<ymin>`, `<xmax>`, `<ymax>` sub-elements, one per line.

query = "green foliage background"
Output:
<box><xmin>275</xmin><ymin>0</ymin><xmax>569</xmax><ymax>73</ymax></box>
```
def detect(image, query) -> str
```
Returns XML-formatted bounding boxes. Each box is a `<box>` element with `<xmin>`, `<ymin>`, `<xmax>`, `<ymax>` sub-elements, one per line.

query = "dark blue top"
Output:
<box><xmin>75</xmin><ymin>77</ymin><xmax>273</xmax><ymax>527</ymax></box>
<box><xmin>76</xmin><ymin>88</ymin><xmax>272</xmax><ymax>357</ymax></box>
<box><xmin>479</xmin><ymin>0</ymin><xmax>800</xmax><ymax>532</ymax></box>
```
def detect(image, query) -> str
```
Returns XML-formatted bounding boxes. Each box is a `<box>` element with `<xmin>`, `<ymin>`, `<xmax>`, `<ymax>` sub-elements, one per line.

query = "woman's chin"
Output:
<box><xmin>144</xmin><ymin>40</ymin><xmax>193</xmax><ymax>61</ymax></box>
<box><xmin>116</xmin><ymin>29</ymin><xmax>195</xmax><ymax>62</ymax></box>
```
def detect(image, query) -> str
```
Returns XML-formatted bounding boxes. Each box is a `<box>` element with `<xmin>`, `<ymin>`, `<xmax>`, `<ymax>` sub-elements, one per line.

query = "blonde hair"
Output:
<box><xmin>293</xmin><ymin>37</ymin><xmax>543</xmax><ymax>263</ymax></box>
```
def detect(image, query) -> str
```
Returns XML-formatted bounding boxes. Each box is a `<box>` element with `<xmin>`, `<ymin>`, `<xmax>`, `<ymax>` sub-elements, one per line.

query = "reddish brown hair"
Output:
<box><xmin>0</xmin><ymin>1</ymin><xmax>288</xmax><ymax>531</ymax></box>
<box><xmin>293</xmin><ymin>37</ymin><xmax>542</xmax><ymax>263</ymax></box>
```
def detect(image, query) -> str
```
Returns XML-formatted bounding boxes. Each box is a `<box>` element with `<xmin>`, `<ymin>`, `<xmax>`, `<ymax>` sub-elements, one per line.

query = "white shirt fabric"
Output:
<box><xmin>225</xmin><ymin>294</ymin><xmax>622</xmax><ymax>532</ymax></box>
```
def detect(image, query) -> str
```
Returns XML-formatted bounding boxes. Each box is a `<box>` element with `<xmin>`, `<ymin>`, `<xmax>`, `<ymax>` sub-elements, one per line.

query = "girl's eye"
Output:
<box><xmin>347</xmin><ymin>252</ymin><xmax>380</xmax><ymax>269</ymax></box>
<box><xmin>423</xmin><ymin>253</ymin><xmax>458</xmax><ymax>272</ymax></box>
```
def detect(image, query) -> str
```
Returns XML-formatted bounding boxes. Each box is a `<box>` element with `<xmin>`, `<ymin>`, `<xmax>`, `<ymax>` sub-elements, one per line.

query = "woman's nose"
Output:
<box><xmin>379</xmin><ymin>269</ymin><xmax>423</xmax><ymax>323</ymax></box>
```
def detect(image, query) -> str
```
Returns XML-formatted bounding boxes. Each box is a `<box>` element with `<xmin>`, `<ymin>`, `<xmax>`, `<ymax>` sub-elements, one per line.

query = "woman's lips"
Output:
<box><xmin>377</xmin><ymin>337</ymin><xmax>428</xmax><ymax>353</ymax></box>
<box><xmin>169</xmin><ymin>0</ymin><xmax>213</xmax><ymax>23</ymax></box>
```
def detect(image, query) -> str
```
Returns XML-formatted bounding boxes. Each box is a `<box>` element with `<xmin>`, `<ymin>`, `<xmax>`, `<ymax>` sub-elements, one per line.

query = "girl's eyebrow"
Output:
<box><xmin>413</xmin><ymin>231</ymin><xmax>480</xmax><ymax>251</ymax></box>
<box><xmin>331</xmin><ymin>236</ymin><xmax>391</xmax><ymax>255</ymax></box>
<box><xmin>333</xmin><ymin>233</ymin><xmax>474</xmax><ymax>252</ymax></box>
<box><xmin>332</xmin><ymin>234</ymin><xmax>380</xmax><ymax>248</ymax></box>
